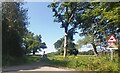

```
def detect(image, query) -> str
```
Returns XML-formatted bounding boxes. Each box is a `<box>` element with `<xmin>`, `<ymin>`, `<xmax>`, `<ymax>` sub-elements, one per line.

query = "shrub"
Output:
<box><xmin>47</xmin><ymin>54</ymin><xmax>118</xmax><ymax>71</ymax></box>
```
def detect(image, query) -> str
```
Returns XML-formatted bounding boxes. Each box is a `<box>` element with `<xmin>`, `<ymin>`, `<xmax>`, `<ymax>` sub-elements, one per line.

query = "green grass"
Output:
<box><xmin>3</xmin><ymin>55</ymin><xmax>40</xmax><ymax>67</ymax></box>
<box><xmin>25</xmin><ymin>55</ymin><xmax>41</xmax><ymax>63</ymax></box>
<box><xmin>3</xmin><ymin>54</ymin><xmax>119</xmax><ymax>71</ymax></box>
<box><xmin>43</xmin><ymin>54</ymin><xmax>118</xmax><ymax>71</ymax></box>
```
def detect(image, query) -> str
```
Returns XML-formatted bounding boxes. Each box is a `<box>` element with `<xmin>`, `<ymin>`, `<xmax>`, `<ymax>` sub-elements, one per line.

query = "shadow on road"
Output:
<box><xmin>2</xmin><ymin>57</ymin><xmax>69</xmax><ymax>72</ymax></box>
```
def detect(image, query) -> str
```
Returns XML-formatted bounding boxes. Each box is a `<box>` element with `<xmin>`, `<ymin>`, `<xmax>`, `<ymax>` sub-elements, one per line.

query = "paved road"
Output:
<box><xmin>2</xmin><ymin>62</ymin><xmax>74</xmax><ymax>72</ymax></box>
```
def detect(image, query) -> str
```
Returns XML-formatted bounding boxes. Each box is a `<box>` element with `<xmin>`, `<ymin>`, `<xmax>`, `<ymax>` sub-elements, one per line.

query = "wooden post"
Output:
<box><xmin>111</xmin><ymin>49</ymin><xmax>113</xmax><ymax>61</ymax></box>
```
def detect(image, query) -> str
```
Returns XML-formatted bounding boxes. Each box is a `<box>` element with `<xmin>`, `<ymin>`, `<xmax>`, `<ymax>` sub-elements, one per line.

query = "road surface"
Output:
<box><xmin>2</xmin><ymin>62</ymin><xmax>75</xmax><ymax>72</ymax></box>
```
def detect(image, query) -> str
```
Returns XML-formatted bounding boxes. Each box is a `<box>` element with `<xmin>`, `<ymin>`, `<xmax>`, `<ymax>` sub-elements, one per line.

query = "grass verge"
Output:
<box><xmin>42</xmin><ymin>54</ymin><xmax>118</xmax><ymax>71</ymax></box>
<box><xmin>2</xmin><ymin>55</ymin><xmax>41</xmax><ymax>67</ymax></box>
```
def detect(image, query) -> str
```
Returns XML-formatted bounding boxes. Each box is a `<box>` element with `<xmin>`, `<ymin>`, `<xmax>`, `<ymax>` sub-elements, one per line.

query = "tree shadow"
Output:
<box><xmin>2</xmin><ymin>57</ymin><xmax>69</xmax><ymax>72</ymax></box>
<box><xmin>41</xmin><ymin>57</ymin><xmax>69</xmax><ymax>68</ymax></box>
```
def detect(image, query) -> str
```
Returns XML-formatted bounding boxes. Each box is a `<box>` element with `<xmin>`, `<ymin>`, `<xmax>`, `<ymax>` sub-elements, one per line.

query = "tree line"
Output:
<box><xmin>48</xmin><ymin>2</ymin><xmax>120</xmax><ymax>57</ymax></box>
<box><xmin>2</xmin><ymin>2</ymin><xmax>47</xmax><ymax>66</ymax></box>
<box><xmin>2</xmin><ymin>2</ymin><xmax>120</xmax><ymax>65</ymax></box>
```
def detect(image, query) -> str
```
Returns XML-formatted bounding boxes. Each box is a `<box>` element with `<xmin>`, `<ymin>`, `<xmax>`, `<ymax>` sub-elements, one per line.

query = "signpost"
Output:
<box><xmin>107</xmin><ymin>34</ymin><xmax>118</xmax><ymax>43</ymax></box>
<box><xmin>107</xmin><ymin>34</ymin><xmax>118</xmax><ymax>61</ymax></box>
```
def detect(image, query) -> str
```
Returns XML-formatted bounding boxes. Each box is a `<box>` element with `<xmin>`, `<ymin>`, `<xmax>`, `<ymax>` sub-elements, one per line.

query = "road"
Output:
<box><xmin>2</xmin><ymin>62</ymin><xmax>75</xmax><ymax>72</ymax></box>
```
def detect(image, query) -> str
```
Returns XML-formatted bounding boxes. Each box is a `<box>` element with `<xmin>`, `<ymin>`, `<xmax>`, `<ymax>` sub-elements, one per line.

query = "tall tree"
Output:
<box><xmin>49</xmin><ymin>2</ymin><xmax>120</xmax><ymax>57</ymax></box>
<box><xmin>2</xmin><ymin>2</ymin><xmax>29</xmax><ymax>58</ymax></box>
<box><xmin>48</xmin><ymin>2</ymin><xmax>82</xmax><ymax>57</ymax></box>
<box><xmin>77</xmin><ymin>2</ymin><xmax>120</xmax><ymax>55</ymax></box>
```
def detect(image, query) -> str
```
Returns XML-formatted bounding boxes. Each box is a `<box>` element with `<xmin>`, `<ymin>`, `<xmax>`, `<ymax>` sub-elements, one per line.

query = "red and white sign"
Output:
<box><xmin>107</xmin><ymin>34</ymin><xmax>118</xmax><ymax>43</ymax></box>
<box><xmin>107</xmin><ymin>43</ymin><xmax>118</xmax><ymax>49</ymax></box>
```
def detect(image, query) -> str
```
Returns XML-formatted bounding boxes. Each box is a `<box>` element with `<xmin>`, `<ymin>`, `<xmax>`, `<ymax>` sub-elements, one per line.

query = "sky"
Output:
<box><xmin>23</xmin><ymin>2</ymin><xmax>91</xmax><ymax>54</ymax></box>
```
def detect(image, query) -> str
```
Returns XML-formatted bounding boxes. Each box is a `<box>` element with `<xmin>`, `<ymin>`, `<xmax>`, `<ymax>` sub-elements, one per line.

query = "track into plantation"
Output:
<box><xmin>2</xmin><ymin>62</ymin><xmax>75</xmax><ymax>72</ymax></box>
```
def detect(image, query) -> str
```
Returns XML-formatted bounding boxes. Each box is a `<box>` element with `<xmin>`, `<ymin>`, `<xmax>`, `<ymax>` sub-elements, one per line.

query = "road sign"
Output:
<box><xmin>106</xmin><ymin>43</ymin><xmax>118</xmax><ymax>61</ymax></box>
<box><xmin>107</xmin><ymin>34</ymin><xmax>118</xmax><ymax>43</ymax></box>
<box><xmin>107</xmin><ymin>43</ymin><xmax>118</xmax><ymax>50</ymax></box>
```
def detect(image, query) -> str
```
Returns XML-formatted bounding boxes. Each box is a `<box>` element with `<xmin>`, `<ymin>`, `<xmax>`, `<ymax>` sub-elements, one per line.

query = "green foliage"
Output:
<box><xmin>3</xmin><ymin>55</ymin><xmax>40</xmax><ymax>67</ymax></box>
<box><xmin>44</xmin><ymin>54</ymin><xmax>118</xmax><ymax>71</ymax></box>
<box><xmin>77</xmin><ymin>35</ymin><xmax>94</xmax><ymax>48</ymax></box>
<box><xmin>54</xmin><ymin>37</ymin><xmax>64</xmax><ymax>50</ymax></box>
<box><xmin>78</xmin><ymin>50</ymin><xmax>94</xmax><ymax>55</ymax></box>
<box><xmin>49</xmin><ymin>2</ymin><xmax>120</xmax><ymax>57</ymax></box>
<box><xmin>79</xmin><ymin>2</ymin><xmax>120</xmax><ymax>41</ymax></box>
<box><xmin>2</xmin><ymin>2</ymin><xmax>29</xmax><ymax>58</ymax></box>
<box><xmin>54</xmin><ymin>37</ymin><xmax>77</xmax><ymax>50</ymax></box>
<box><xmin>54</xmin><ymin>36</ymin><xmax>78</xmax><ymax>56</ymax></box>
<box><xmin>48</xmin><ymin>2</ymin><xmax>82</xmax><ymax>57</ymax></box>
<box><xmin>78</xmin><ymin>2</ymin><xmax>120</xmax><ymax>55</ymax></box>
<box><xmin>40</xmin><ymin>42</ymin><xmax>47</xmax><ymax>49</ymax></box>
<box><xmin>23</xmin><ymin>31</ymin><xmax>42</xmax><ymax>54</ymax></box>
<box><xmin>2</xmin><ymin>2</ymin><xmax>43</xmax><ymax>66</ymax></box>
<box><xmin>47</xmin><ymin>52</ymin><xmax>60</xmax><ymax>57</ymax></box>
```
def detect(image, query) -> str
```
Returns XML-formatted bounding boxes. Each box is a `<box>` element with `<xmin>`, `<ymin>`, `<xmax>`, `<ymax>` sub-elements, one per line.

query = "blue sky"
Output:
<box><xmin>23</xmin><ymin>2</ymin><xmax>90</xmax><ymax>53</ymax></box>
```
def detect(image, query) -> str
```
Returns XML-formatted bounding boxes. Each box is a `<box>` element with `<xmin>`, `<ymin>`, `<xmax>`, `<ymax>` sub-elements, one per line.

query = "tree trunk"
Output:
<box><xmin>91</xmin><ymin>34</ymin><xmax>98</xmax><ymax>56</ymax></box>
<box><xmin>63</xmin><ymin>27</ymin><xmax>68</xmax><ymax>58</ymax></box>
<box><xmin>91</xmin><ymin>43</ymin><xmax>98</xmax><ymax>56</ymax></box>
<box><xmin>33</xmin><ymin>51</ymin><xmax>35</xmax><ymax>55</ymax></box>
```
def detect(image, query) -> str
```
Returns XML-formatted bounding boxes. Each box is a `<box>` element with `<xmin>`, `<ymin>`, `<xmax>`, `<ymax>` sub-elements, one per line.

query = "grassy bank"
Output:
<box><xmin>43</xmin><ymin>54</ymin><xmax>118</xmax><ymax>71</ymax></box>
<box><xmin>3</xmin><ymin>55</ymin><xmax>40</xmax><ymax>67</ymax></box>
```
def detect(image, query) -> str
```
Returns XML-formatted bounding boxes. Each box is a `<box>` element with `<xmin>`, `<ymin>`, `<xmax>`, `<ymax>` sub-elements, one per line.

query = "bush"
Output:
<box><xmin>47</xmin><ymin>54</ymin><xmax>118</xmax><ymax>71</ymax></box>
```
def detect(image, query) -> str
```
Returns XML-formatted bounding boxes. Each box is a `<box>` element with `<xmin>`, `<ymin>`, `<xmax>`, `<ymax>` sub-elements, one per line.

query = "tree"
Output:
<box><xmin>48</xmin><ymin>2</ymin><xmax>81</xmax><ymax>57</ymax></box>
<box><xmin>69</xmin><ymin>49</ymin><xmax>78</xmax><ymax>56</ymax></box>
<box><xmin>76</xmin><ymin>3</ymin><xmax>120</xmax><ymax>56</ymax></box>
<box><xmin>23</xmin><ymin>31</ymin><xmax>42</xmax><ymax>55</ymax></box>
<box><xmin>76</xmin><ymin>3</ymin><xmax>104</xmax><ymax>56</ymax></box>
<box><xmin>2</xmin><ymin>2</ymin><xmax>29</xmax><ymax>66</ymax></box>
<box><xmin>54</xmin><ymin>37</ymin><xmax>78</xmax><ymax>55</ymax></box>
<box><xmin>77</xmin><ymin>35</ymin><xmax>99</xmax><ymax>56</ymax></box>
<box><xmin>40</xmin><ymin>42</ymin><xmax>47</xmax><ymax>57</ymax></box>
<box><xmin>54</xmin><ymin>37</ymin><xmax>64</xmax><ymax>50</ymax></box>
<box><xmin>2</xmin><ymin>2</ymin><xmax>29</xmax><ymax>58</ymax></box>
<box><xmin>31</xmin><ymin>35</ymin><xmax>42</xmax><ymax>55</ymax></box>
<box><xmin>49</xmin><ymin>2</ymin><xmax>120</xmax><ymax>57</ymax></box>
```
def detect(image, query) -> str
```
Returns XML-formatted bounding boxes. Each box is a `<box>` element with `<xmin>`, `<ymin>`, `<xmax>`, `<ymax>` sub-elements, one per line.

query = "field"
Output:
<box><xmin>43</xmin><ymin>54</ymin><xmax>119</xmax><ymax>71</ymax></box>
